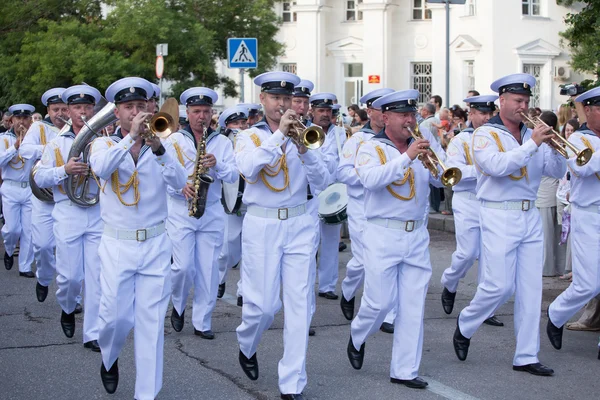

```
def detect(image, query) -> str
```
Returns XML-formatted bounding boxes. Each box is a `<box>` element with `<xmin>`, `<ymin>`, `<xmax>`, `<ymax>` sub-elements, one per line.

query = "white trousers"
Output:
<box><xmin>342</xmin><ymin>197</ymin><xmax>396</xmax><ymax>324</ymax></box>
<box><xmin>98</xmin><ymin>232</ymin><xmax>172</xmax><ymax>400</ymax></box>
<box><xmin>168</xmin><ymin>198</ymin><xmax>224</xmax><ymax>331</ymax></box>
<box><xmin>441</xmin><ymin>192</ymin><xmax>483</xmax><ymax>293</ymax></box>
<box><xmin>236</xmin><ymin>212</ymin><xmax>316</xmax><ymax>395</ymax></box>
<box><xmin>459</xmin><ymin>206</ymin><xmax>543</xmax><ymax>366</ymax></box>
<box><xmin>217</xmin><ymin>212</ymin><xmax>243</xmax><ymax>286</ymax></box>
<box><xmin>351</xmin><ymin>222</ymin><xmax>432</xmax><ymax>380</ymax></box>
<box><xmin>31</xmin><ymin>196</ymin><xmax>56</xmax><ymax>286</ymax></box>
<box><xmin>539</xmin><ymin>206</ymin><xmax>563</xmax><ymax>277</ymax></box>
<box><xmin>318</xmin><ymin>221</ymin><xmax>341</xmax><ymax>293</ymax></box>
<box><xmin>1</xmin><ymin>182</ymin><xmax>34</xmax><ymax>272</ymax></box>
<box><xmin>549</xmin><ymin>206</ymin><xmax>600</xmax><ymax>327</ymax></box>
<box><xmin>53</xmin><ymin>201</ymin><xmax>102</xmax><ymax>342</ymax></box>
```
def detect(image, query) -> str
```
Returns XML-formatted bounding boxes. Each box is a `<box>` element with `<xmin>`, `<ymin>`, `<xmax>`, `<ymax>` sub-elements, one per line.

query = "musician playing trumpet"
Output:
<box><xmin>89</xmin><ymin>77</ymin><xmax>187</xmax><ymax>399</ymax></box>
<box><xmin>347</xmin><ymin>89</ymin><xmax>442</xmax><ymax>390</ymax></box>
<box><xmin>0</xmin><ymin>104</ymin><xmax>36</xmax><ymax>276</ymax></box>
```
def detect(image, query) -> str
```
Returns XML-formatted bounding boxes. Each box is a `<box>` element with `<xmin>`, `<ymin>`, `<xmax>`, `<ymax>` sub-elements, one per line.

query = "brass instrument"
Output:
<box><xmin>142</xmin><ymin>98</ymin><xmax>179</xmax><ymax>140</ymax></box>
<box><xmin>408</xmin><ymin>125</ymin><xmax>462</xmax><ymax>187</ymax></box>
<box><xmin>188</xmin><ymin>126</ymin><xmax>214</xmax><ymax>219</ymax></box>
<box><xmin>279</xmin><ymin>109</ymin><xmax>325</xmax><ymax>150</ymax></box>
<box><xmin>520</xmin><ymin>112</ymin><xmax>592</xmax><ymax>166</ymax></box>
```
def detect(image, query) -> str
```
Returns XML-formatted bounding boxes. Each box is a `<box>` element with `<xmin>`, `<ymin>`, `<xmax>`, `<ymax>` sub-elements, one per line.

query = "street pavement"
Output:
<box><xmin>1</xmin><ymin>229</ymin><xmax>599</xmax><ymax>400</ymax></box>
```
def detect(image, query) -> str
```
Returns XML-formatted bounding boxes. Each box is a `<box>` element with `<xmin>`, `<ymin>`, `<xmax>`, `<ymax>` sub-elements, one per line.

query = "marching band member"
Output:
<box><xmin>238</xmin><ymin>103</ymin><xmax>261</xmax><ymax>127</ymax></box>
<box><xmin>21</xmin><ymin>88</ymin><xmax>68</xmax><ymax>301</ymax></box>
<box><xmin>547</xmin><ymin>86</ymin><xmax>600</xmax><ymax>351</ymax></box>
<box><xmin>347</xmin><ymin>89</ymin><xmax>441</xmax><ymax>389</ymax></box>
<box><xmin>453</xmin><ymin>74</ymin><xmax>565</xmax><ymax>376</ymax></box>
<box><xmin>235</xmin><ymin>71</ymin><xmax>329</xmax><ymax>399</ymax></box>
<box><xmin>440</xmin><ymin>95</ymin><xmax>504</xmax><ymax>327</ymax></box>
<box><xmin>338</xmin><ymin>88</ymin><xmax>398</xmax><ymax>333</ymax></box>
<box><xmin>90</xmin><ymin>77</ymin><xmax>187</xmax><ymax>398</ymax></box>
<box><xmin>292</xmin><ymin>80</ymin><xmax>313</xmax><ymax>123</ymax></box>
<box><xmin>35</xmin><ymin>85</ymin><xmax>103</xmax><ymax>349</ymax></box>
<box><xmin>0</xmin><ymin>104</ymin><xmax>36</xmax><ymax>276</ymax></box>
<box><xmin>168</xmin><ymin>87</ymin><xmax>238</xmax><ymax>339</ymax></box>
<box><xmin>217</xmin><ymin>106</ymin><xmax>249</xmax><ymax>299</ymax></box>
<box><xmin>148</xmin><ymin>82</ymin><xmax>160</xmax><ymax>114</ymax></box>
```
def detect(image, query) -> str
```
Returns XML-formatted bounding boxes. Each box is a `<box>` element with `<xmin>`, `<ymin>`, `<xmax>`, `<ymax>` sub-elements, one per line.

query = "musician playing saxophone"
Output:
<box><xmin>89</xmin><ymin>77</ymin><xmax>186</xmax><ymax>399</ymax></box>
<box><xmin>166</xmin><ymin>87</ymin><xmax>237</xmax><ymax>340</ymax></box>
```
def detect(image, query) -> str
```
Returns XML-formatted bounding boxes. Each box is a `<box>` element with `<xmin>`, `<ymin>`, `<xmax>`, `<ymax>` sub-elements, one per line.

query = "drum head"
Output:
<box><xmin>318</xmin><ymin>183</ymin><xmax>349</xmax><ymax>216</ymax></box>
<box><xmin>222</xmin><ymin>175</ymin><xmax>242</xmax><ymax>214</ymax></box>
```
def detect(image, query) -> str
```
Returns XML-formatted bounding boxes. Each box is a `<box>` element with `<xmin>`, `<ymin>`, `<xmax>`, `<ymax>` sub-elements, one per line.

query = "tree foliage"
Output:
<box><xmin>0</xmin><ymin>0</ymin><xmax>284</xmax><ymax>110</ymax></box>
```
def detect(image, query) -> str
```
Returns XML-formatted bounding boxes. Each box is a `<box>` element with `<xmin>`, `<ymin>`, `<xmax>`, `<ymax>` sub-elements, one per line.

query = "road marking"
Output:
<box><xmin>425</xmin><ymin>378</ymin><xmax>481</xmax><ymax>400</ymax></box>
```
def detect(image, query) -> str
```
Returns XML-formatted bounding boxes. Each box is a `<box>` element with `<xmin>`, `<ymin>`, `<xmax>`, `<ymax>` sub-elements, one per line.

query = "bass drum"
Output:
<box><xmin>221</xmin><ymin>175</ymin><xmax>245</xmax><ymax>214</ymax></box>
<box><xmin>318</xmin><ymin>183</ymin><xmax>349</xmax><ymax>224</ymax></box>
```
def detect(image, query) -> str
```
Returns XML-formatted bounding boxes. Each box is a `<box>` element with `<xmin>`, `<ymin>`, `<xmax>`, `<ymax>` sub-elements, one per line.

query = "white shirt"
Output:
<box><xmin>472</xmin><ymin>116</ymin><xmax>566</xmax><ymax>202</ymax></box>
<box><xmin>535</xmin><ymin>176</ymin><xmax>558</xmax><ymax>208</ymax></box>
<box><xmin>446</xmin><ymin>128</ymin><xmax>477</xmax><ymax>194</ymax></box>
<box><xmin>89</xmin><ymin>128</ymin><xmax>187</xmax><ymax>229</ymax></box>
<box><xmin>566</xmin><ymin>128</ymin><xmax>600</xmax><ymax>208</ymax></box>
<box><xmin>319</xmin><ymin>123</ymin><xmax>347</xmax><ymax>183</ymax></box>
<box><xmin>0</xmin><ymin>129</ymin><xmax>37</xmax><ymax>182</ymax></box>
<box><xmin>235</xmin><ymin>120</ymin><xmax>330</xmax><ymax>208</ymax></box>
<box><xmin>20</xmin><ymin>119</ymin><xmax>59</xmax><ymax>162</ymax></box>
<box><xmin>338</xmin><ymin>130</ymin><xmax>375</xmax><ymax>200</ymax></box>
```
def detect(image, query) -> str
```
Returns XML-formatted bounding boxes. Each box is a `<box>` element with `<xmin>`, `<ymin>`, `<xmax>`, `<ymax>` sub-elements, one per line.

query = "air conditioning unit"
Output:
<box><xmin>554</xmin><ymin>65</ymin><xmax>571</xmax><ymax>81</ymax></box>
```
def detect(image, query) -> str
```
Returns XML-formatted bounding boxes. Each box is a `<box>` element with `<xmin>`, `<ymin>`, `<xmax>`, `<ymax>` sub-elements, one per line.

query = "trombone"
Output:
<box><xmin>279</xmin><ymin>109</ymin><xmax>325</xmax><ymax>150</ymax></box>
<box><xmin>520</xmin><ymin>112</ymin><xmax>592</xmax><ymax>166</ymax></box>
<box><xmin>408</xmin><ymin>124</ymin><xmax>462</xmax><ymax>187</ymax></box>
<box><xmin>143</xmin><ymin>98</ymin><xmax>180</xmax><ymax>140</ymax></box>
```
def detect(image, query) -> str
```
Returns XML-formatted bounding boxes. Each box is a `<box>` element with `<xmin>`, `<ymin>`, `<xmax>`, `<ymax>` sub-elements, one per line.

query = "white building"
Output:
<box><xmin>217</xmin><ymin>0</ymin><xmax>588</xmax><ymax>112</ymax></box>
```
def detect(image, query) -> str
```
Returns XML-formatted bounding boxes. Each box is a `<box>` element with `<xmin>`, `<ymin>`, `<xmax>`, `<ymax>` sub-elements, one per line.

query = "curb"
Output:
<box><xmin>427</xmin><ymin>214</ymin><xmax>455</xmax><ymax>234</ymax></box>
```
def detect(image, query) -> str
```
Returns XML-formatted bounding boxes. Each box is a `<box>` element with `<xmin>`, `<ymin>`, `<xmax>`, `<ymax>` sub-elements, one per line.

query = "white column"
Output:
<box><xmin>361</xmin><ymin>0</ymin><xmax>393</xmax><ymax>93</ymax></box>
<box><xmin>294</xmin><ymin>0</ymin><xmax>326</xmax><ymax>88</ymax></box>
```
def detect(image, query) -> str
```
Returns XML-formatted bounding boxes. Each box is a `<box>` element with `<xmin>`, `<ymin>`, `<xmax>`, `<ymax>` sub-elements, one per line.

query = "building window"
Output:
<box><xmin>412</xmin><ymin>0</ymin><xmax>431</xmax><ymax>20</ymax></box>
<box><xmin>411</xmin><ymin>62</ymin><xmax>432</xmax><ymax>104</ymax></box>
<box><xmin>344</xmin><ymin>63</ymin><xmax>364</xmax><ymax>106</ymax></box>
<box><xmin>345</xmin><ymin>0</ymin><xmax>363</xmax><ymax>21</ymax></box>
<box><xmin>523</xmin><ymin>63</ymin><xmax>542</xmax><ymax>107</ymax></box>
<box><xmin>522</xmin><ymin>0</ymin><xmax>540</xmax><ymax>16</ymax></box>
<box><xmin>282</xmin><ymin>1</ymin><xmax>297</xmax><ymax>23</ymax></box>
<box><xmin>465</xmin><ymin>60</ymin><xmax>475</xmax><ymax>92</ymax></box>
<box><xmin>281</xmin><ymin>63</ymin><xmax>297</xmax><ymax>74</ymax></box>
<box><xmin>465</xmin><ymin>0</ymin><xmax>476</xmax><ymax>16</ymax></box>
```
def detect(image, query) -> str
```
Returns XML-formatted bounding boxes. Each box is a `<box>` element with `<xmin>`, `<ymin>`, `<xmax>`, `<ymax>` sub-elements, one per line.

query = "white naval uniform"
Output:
<box><xmin>20</xmin><ymin>119</ymin><xmax>58</xmax><ymax>286</ymax></box>
<box><xmin>235</xmin><ymin>120</ymin><xmax>330</xmax><ymax>394</ymax></box>
<box><xmin>440</xmin><ymin>128</ymin><xmax>484</xmax><ymax>292</ymax></box>
<box><xmin>35</xmin><ymin>129</ymin><xmax>103</xmax><ymax>342</ymax></box>
<box><xmin>166</xmin><ymin>128</ymin><xmax>237</xmax><ymax>331</ymax></box>
<box><xmin>90</xmin><ymin>129</ymin><xmax>187</xmax><ymax>400</ymax></box>
<box><xmin>351</xmin><ymin>130</ymin><xmax>443</xmax><ymax>380</ymax></box>
<box><xmin>0</xmin><ymin>129</ymin><xmax>35</xmax><ymax>272</ymax></box>
<box><xmin>458</xmin><ymin>117</ymin><xmax>566</xmax><ymax>366</ymax></box>
<box><xmin>548</xmin><ymin>128</ymin><xmax>600</xmax><ymax>328</ymax></box>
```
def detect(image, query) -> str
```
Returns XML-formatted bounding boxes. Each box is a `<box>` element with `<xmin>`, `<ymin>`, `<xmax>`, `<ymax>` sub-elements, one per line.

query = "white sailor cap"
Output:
<box><xmin>463</xmin><ymin>95</ymin><xmax>498</xmax><ymax>112</ymax></box>
<box><xmin>360</xmin><ymin>88</ymin><xmax>395</xmax><ymax>108</ymax></box>
<box><xmin>179</xmin><ymin>109</ymin><xmax>187</xmax><ymax>123</ymax></box>
<box><xmin>331</xmin><ymin>104</ymin><xmax>341</xmax><ymax>115</ymax></box>
<box><xmin>180</xmin><ymin>87</ymin><xmax>218</xmax><ymax>107</ymax></box>
<box><xmin>8</xmin><ymin>104</ymin><xmax>35</xmax><ymax>117</ymax></box>
<box><xmin>372</xmin><ymin>90</ymin><xmax>419</xmax><ymax>113</ymax></box>
<box><xmin>490</xmin><ymin>73</ymin><xmax>536</xmax><ymax>95</ymax></box>
<box><xmin>150</xmin><ymin>82</ymin><xmax>161</xmax><ymax>99</ymax></box>
<box><xmin>105</xmin><ymin>77</ymin><xmax>153</xmax><ymax>104</ymax></box>
<box><xmin>61</xmin><ymin>85</ymin><xmax>101</xmax><ymax>105</ymax></box>
<box><xmin>41</xmin><ymin>88</ymin><xmax>66</xmax><ymax>106</ymax></box>
<box><xmin>576</xmin><ymin>86</ymin><xmax>600</xmax><ymax>107</ymax></box>
<box><xmin>309</xmin><ymin>92</ymin><xmax>337</xmax><ymax>109</ymax></box>
<box><xmin>238</xmin><ymin>103</ymin><xmax>261</xmax><ymax>116</ymax></box>
<box><xmin>254</xmin><ymin>71</ymin><xmax>300</xmax><ymax>95</ymax></box>
<box><xmin>218</xmin><ymin>106</ymin><xmax>249</xmax><ymax>128</ymax></box>
<box><xmin>294</xmin><ymin>79</ymin><xmax>315</xmax><ymax>97</ymax></box>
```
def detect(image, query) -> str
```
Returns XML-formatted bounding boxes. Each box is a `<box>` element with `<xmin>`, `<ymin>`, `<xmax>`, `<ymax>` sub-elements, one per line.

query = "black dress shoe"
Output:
<box><xmin>60</xmin><ymin>310</ymin><xmax>76</xmax><ymax>338</ymax></box>
<box><xmin>4</xmin><ymin>251</ymin><xmax>13</xmax><ymax>270</ymax></box>
<box><xmin>441</xmin><ymin>287</ymin><xmax>456</xmax><ymax>315</ymax></box>
<box><xmin>232</xmin><ymin>262</ymin><xmax>239</xmax><ymax>269</ymax></box>
<box><xmin>281</xmin><ymin>394</ymin><xmax>304</xmax><ymax>400</ymax></box>
<box><xmin>239</xmin><ymin>350</ymin><xmax>259</xmax><ymax>380</ymax></box>
<box><xmin>309</xmin><ymin>327</ymin><xmax>315</xmax><ymax>336</ymax></box>
<box><xmin>483</xmin><ymin>315</ymin><xmax>504</xmax><ymax>327</ymax></box>
<box><xmin>217</xmin><ymin>283</ymin><xmax>226</xmax><ymax>298</ymax></box>
<box><xmin>100</xmin><ymin>359</ymin><xmax>119</xmax><ymax>394</ymax></box>
<box><xmin>237</xmin><ymin>296</ymin><xmax>243</xmax><ymax>307</ymax></box>
<box><xmin>74</xmin><ymin>303</ymin><xmax>83</xmax><ymax>314</ymax></box>
<box><xmin>347</xmin><ymin>336</ymin><xmax>365</xmax><ymax>370</ymax></box>
<box><xmin>340</xmin><ymin>296</ymin><xmax>355</xmax><ymax>321</ymax></box>
<box><xmin>390</xmin><ymin>376</ymin><xmax>429</xmax><ymax>389</ymax></box>
<box><xmin>513</xmin><ymin>362</ymin><xmax>554</xmax><ymax>376</ymax></box>
<box><xmin>171</xmin><ymin>308</ymin><xmax>185</xmax><ymax>332</ymax></box>
<box><xmin>453</xmin><ymin>320</ymin><xmax>470</xmax><ymax>361</ymax></box>
<box><xmin>380</xmin><ymin>322</ymin><xmax>394</xmax><ymax>334</ymax></box>
<box><xmin>84</xmin><ymin>340</ymin><xmax>101</xmax><ymax>352</ymax></box>
<box><xmin>194</xmin><ymin>329</ymin><xmax>215</xmax><ymax>340</ymax></box>
<box><xmin>339</xmin><ymin>242</ymin><xmax>347</xmax><ymax>252</ymax></box>
<box><xmin>318</xmin><ymin>291</ymin><xmax>339</xmax><ymax>300</ymax></box>
<box><xmin>546</xmin><ymin>311</ymin><xmax>563</xmax><ymax>350</ymax></box>
<box><xmin>19</xmin><ymin>271</ymin><xmax>35</xmax><ymax>278</ymax></box>
<box><xmin>36</xmin><ymin>282</ymin><xmax>49</xmax><ymax>302</ymax></box>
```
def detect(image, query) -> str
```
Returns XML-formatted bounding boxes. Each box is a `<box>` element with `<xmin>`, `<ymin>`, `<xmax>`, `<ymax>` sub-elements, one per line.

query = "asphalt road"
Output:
<box><xmin>1</xmin><ymin>229</ymin><xmax>599</xmax><ymax>400</ymax></box>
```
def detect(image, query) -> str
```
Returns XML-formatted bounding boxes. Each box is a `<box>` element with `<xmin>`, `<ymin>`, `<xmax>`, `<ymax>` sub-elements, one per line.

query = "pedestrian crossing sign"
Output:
<box><xmin>227</xmin><ymin>38</ymin><xmax>258</xmax><ymax>69</ymax></box>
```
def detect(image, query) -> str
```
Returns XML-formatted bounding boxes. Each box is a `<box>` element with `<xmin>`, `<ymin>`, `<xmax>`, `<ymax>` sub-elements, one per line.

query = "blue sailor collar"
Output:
<box><xmin>359</xmin><ymin>121</ymin><xmax>376</xmax><ymax>135</ymax></box>
<box><xmin>60</xmin><ymin>124</ymin><xmax>76</xmax><ymax>139</ymax></box>
<box><xmin>576</xmin><ymin>123</ymin><xmax>599</xmax><ymax>137</ymax></box>
<box><xmin>372</xmin><ymin>128</ymin><xmax>412</xmax><ymax>152</ymax></box>
<box><xmin>485</xmin><ymin>114</ymin><xmax>528</xmax><ymax>138</ymax></box>
<box><xmin>460</xmin><ymin>127</ymin><xmax>475</xmax><ymax>134</ymax></box>
<box><xmin>41</xmin><ymin>117</ymin><xmax>55</xmax><ymax>128</ymax></box>
<box><xmin>252</xmin><ymin>116</ymin><xmax>272</xmax><ymax>133</ymax></box>
<box><xmin>4</xmin><ymin>128</ymin><xmax>17</xmax><ymax>138</ymax></box>
<box><xmin>179</xmin><ymin>125</ymin><xmax>218</xmax><ymax>149</ymax></box>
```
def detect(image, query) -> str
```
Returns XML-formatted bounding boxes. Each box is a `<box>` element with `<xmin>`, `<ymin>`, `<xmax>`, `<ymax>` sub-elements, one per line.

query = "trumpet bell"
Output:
<box><xmin>301</xmin><ymin>126</ymin><xmax>325</xmax><ymax>149</ymax></box>
<box><xmin>576</xmin><ymin>147</ymin><xmax>593</xmax><ymax>167</ymax></box>
<box><xmin>441</xmin><ymin>167</ymin><xmax>462</xmax><ymax>187</ymax></box>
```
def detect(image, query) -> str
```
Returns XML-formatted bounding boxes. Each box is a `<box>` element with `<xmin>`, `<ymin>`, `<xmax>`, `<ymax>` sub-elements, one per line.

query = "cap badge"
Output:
<box><xmin>280</xmin><ymin>81</ymin><xmax>286</xmax><ymax>87</ymax></box>
<box><xmin>129</xmin><ymin>87</ymin><xmax>135</xmax><ymax>93</ymax></box>
<box><xmin>523</xmin><ymin>83</ymin><xmax>529</xmax><ymax>89</ymax></box>
<box><xmin>79</xmin><ymin>93</ymin><xmax>85</xmax><ymax>98</ymax></box>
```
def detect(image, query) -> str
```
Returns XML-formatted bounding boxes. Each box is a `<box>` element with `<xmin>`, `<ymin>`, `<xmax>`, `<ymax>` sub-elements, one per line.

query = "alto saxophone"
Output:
<box><xmin>188</xmin><ymin>127</ymin><xmax>215</xmax><ymax>219</ymax></box>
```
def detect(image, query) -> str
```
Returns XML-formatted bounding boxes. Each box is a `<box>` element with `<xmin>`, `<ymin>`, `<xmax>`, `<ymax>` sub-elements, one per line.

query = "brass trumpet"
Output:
<box><xmin>520</xmin><ymin>113</ymin><xmax>592</xmax><ymax>166</ymax></box>
<box><xmin>142</xmin><ymin>98</ymin><xmax>180</xmax><ymax>139</ymax></box>
<box><xmin>408</xmin><ymin>125</ymin><xmax>462</xmax><ymax>187</ymax></box>
<box><xmin>279</xmin><ymin>109</ymin><xmax>325</xmax><ymax>150</ymax></box>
